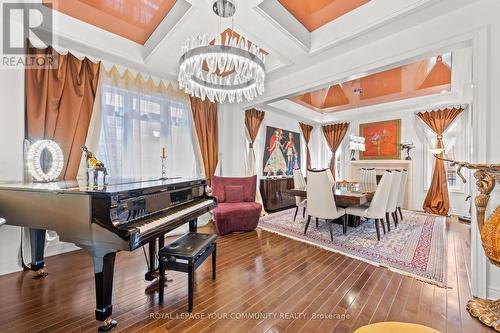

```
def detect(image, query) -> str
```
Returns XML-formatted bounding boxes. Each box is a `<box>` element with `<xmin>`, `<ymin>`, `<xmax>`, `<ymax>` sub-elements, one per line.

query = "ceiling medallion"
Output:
<box><xmin>178</xmin><ymin>0</ymin><xmax>266</xmax><ymax>103</ymax></box>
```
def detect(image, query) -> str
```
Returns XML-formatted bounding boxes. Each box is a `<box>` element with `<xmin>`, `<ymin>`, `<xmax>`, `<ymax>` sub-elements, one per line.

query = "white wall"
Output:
<box><xmin>217</xmin><ymin>104</ymin><xmax>324</xmax><ymax>178</ymax></box>
<box><xmin>0</xmin><ymin>67</ymin><xmax>25</xmax><ymax>275</ymax></box>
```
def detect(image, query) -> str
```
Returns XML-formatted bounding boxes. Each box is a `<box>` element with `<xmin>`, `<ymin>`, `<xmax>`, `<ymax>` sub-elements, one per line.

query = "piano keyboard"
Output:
<box><xmin>136</xmin><ymin>199</ymin><xmax>214</xmax><ymax>234</ymax></box>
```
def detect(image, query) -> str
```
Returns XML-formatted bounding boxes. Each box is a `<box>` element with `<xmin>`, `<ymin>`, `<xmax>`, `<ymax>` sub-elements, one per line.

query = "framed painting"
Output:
<box><xmin>263</xmin><ymin>126</ymin><xmax>301</xmax><ymax>177</ymax></box>
<box><xmin>359</xmin><ymin>119</ymin><xmax>401</xmax><ymax>160</ymax></box>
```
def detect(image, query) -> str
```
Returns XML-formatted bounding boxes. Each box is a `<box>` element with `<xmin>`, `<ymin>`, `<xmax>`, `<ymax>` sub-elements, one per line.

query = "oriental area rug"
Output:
<box><xmin>259</xmin><ymin>209</ymin><xmax>447</xmax><ymax>287</ymax></box>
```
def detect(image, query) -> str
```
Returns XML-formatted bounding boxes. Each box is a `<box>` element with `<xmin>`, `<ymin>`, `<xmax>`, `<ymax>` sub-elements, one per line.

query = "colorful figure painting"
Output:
<box><xmin>359</xmin><ymin>119</ymin><xmax>401</xmax><ymax>160</ymax></box>
<box><xmin>263</xmin><ymin>126</ymin><xmax>301</xmax><ymax>176</ymax></box>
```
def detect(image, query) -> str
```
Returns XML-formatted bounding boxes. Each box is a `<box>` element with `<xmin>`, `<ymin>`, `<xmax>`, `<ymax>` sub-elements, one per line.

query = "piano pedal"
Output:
<box><xmin>32</xmin><ymin>269</ymin><xmax>48</xmax><ymax>279</ymax></box>
<box><xmin>98</xmin><ymin>317</ymin><xmax>117</xmax><ymax>332</ymax></box>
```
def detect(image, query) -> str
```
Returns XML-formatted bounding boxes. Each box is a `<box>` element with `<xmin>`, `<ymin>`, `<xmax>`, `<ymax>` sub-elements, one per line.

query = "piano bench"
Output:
<box><xmin>158</xmin><ymin>232</ymin><xmax>217</xmax><ymax>312</ymax></box>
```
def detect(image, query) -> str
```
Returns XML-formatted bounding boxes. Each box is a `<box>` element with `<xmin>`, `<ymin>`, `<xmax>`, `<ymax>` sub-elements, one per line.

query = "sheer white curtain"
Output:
<box><xmin>90</xmin><ymin>67</ymin><xmax>202</xmax><ymax>180</ymax></box>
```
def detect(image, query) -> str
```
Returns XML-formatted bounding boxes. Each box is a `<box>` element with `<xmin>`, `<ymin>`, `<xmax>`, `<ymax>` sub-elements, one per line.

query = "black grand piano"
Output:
<box><xmin>0</xmin><ymin>177</ymin><xmax>216</xmax><ymax>332</ymax></box>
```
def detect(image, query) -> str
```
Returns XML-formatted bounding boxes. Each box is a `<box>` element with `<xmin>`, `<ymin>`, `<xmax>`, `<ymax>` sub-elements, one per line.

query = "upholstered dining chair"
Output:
<box><xmin>346</xmin><ymin>171</ymin><xmax>394</xmax><ymax>241</ymax></box>
<box><xmin>396</xmin><ymin>169</ymin><xmax>408</xmax><ymax>221</ymax></box>
<box><xmin>385</xmin><ymin>170</ymin><xmax>402</xmax><ymax>231</ymax></box>
<box><xmin>360</xmin><ymin>168</ymin><xmax>376</xmax><ymax>184</ymax></box>
<box><xmin>292</xmin><ymin>169</ymin><xmax>307</xmax><ymax>222</ymax></box>
<box><xmin>306</xmin><ymin>169</ymin><xmax>346</xmax><ymax>241</ymax></box>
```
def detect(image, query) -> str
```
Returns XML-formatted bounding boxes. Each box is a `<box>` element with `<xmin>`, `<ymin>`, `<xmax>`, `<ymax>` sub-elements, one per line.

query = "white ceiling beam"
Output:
<box><xmin>143</xmin><ymin>0</ymin><xmax>193</xmax><ymax>63</ymax></box>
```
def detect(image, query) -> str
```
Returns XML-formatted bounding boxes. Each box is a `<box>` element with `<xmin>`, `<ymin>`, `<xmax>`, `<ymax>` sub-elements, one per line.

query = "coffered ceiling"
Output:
<box><xmin>34</xmin><ymin>0</ymin><xmax>477</xmax><ymax>123</ymax></box>
<box><xmin>291</xmin><ymin>54</ymin><xmax>452</xmax><ymax>114</ymax></box>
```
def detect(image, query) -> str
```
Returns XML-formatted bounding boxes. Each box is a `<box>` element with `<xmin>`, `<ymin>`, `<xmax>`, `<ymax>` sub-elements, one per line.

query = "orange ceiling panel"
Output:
<box><xmin>360</xmin><ymin>67</ymin><xmax>402</xmax><ymax>100</ymax></box>
<box><xmin>43</xmin><ymin>0</ymin><xmax>177</xmax><ymax>44</ymax></box>
<box><xmin>419</xmin><ymin>56</ymin><xmax>452</xmax><ymax>89</ymax></box>
<box><xmin>290</xmin><ymin>54</ymin><xmax>452</xmax><ymax>113</ymax></box>
<box><xmin>278</xmin><ymin>0</ymin><xmax>370</xmax><ymax>31</ymax></box>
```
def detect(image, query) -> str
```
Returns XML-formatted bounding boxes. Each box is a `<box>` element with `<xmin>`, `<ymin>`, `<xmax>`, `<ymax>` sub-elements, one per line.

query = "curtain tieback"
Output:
<box><xmin>437</xmin><ymin>135</ymin><xmax>443</xmax><ymax>140</ymax></box>
<box><xmin>249</xmin><ymin>142</ymin><xmax>253</xmax><ymax>148</ymax></box>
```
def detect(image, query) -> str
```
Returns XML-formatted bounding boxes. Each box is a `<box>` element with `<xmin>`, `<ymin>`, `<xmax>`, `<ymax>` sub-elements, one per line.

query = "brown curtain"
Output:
<box><xmin>322</xmin><ymin>122</ymin><xmax>349</xmax><ymax>179</ymax></box>
<box><xmin>416</xmin><ymin>107</ymin><xmax>464</xmax><ymax>215</ymax></box>
<box><xmin>25</xmin><ymin>44</ymin><xmax>100</xmax><ymax>180</ymax></box>
<box><xmin>299</xmin><ymin>122</ymin><xmax>313</xmax><ymax>169</ymax></box>
<box><xmin>245</xmin><ymin>108</ymin><xmax>265</xmax><ymax>148</ymax></box>
<box><xmin>190</xmin><ymin>96</ymin><xmax>218</xmax><ymax>185</ymax></box>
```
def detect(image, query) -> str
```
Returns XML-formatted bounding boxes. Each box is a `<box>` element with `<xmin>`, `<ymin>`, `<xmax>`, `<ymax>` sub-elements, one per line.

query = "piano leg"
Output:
<box><xmin>145</xmin><ymin>234</ymin><xmax>166</xmax><ymax>281</ymax></box>
<box><xmin>189</xmin><ymin>218</ymin><xmax>198</xmax><ymax>232</ymax></box>
<box><xmin>83</xmin><ymin>247</ymin><xmax>118</xmax><ymax>332</ymax></box>
<box><xmin>145</xmin><ymin>240</ymin><xmax>157</xmax><ymax>281</ymax></box>
<box><xmin>30</xmin><ymin>228</ymin><xmax>48</xmax><ymax>279</ymax></box>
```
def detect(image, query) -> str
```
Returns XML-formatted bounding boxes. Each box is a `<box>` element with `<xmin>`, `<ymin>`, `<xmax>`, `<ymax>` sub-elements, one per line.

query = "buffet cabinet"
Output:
<box><xmin>260</xmin><ymin>177</ymin><xmax>296</xmax><ymax>212</ymax></box>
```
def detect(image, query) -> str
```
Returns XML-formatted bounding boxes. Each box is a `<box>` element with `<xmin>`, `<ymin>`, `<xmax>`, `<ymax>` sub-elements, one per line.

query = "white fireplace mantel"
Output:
<box><xmin>348</xmin><ymin>160</ymin><xmax>414</xmax><ymax>210</ymax></box>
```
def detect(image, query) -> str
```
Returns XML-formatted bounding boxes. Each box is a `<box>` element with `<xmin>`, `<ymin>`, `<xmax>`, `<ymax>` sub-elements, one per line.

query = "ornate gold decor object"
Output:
<box><xmin>436</xmin><ymin>156</ymin><xmax>500</xmax><ymax>331</ymax></box>
<box><xmin>81</xmin><ymin>145</ymin><xmax>108</xmax><ymax>184</ymax></box>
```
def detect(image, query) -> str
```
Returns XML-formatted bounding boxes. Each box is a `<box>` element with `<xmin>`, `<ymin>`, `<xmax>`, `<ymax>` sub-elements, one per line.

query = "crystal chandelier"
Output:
<box><xmin>178</xmin><ymin>0</ymin><xmax>266</xmax><ymax>103</ymax></box>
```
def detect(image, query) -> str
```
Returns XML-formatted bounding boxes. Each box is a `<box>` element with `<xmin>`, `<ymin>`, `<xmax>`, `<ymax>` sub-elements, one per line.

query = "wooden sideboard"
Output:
<box><xmin>260</xmin><ymin>177</ymin><xmax>296</xmax><ymax>212</ymax></box>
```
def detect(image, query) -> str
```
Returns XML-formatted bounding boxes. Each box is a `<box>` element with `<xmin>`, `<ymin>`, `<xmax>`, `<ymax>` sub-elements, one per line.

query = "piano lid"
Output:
<box><xmin>0</xmin><ymin>177</ymin><xmax>207</xmax><ymax>194</ymax></box>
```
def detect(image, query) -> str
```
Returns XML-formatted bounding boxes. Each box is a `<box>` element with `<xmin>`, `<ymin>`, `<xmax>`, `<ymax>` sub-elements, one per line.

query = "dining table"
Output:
<box><xmin>286</xmin><ymin>183</ymin><xmax>377</xmax><ymax>208</ymax></box>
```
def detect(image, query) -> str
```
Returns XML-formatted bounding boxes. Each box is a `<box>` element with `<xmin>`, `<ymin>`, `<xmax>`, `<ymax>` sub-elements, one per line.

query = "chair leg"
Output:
<box><xmin>212</xmin><ymin>243</ymin><xmax>216</xmax><ymax>280</ymax></box>
<box><xmin>302</xmin><ymin>207</ymin><xmax>306</xmax><ymax>218</ymax></box>
<box><xmin>328</xmin><ymin>220</ymin><xmax>334</xmax><ymax>241</ymax></box>
<box><xmin>188</xmin><ymin>266</ymin><xmax>194</xmax><ymax>312</ymax></box>
<box><xmin>304</xmin><ymin>216</ymin><xmax>311</xmax><ymax>235</ymax></box>
<box><xmin>392</xmin><ymin>212</ymin><xmax>398</xmax><ymax>227</ymax></box>
<box><xmin>158</xmin><ymin>258</ymin><xmax>165</xmax><ymax>305</ymax></box>
<box><xmin>293</xmin><ymin>206</ymin><xmax>299</xmax><ymax>222</ymax></box>
<box><xmin>381</xmin><ymin>217</ymin><xmax>386</xmax><ymax>234</ymax></box>
<box><xmin>316</xmin><ymin>217</ymin><xmax>319</xmax><ymax>228</ymax></box>
<box><xmin>385</xmin><ymin>212</ymin><xmax>391</xmax><ymax>232</ymax></box>
<box><xmin>375</xmin><ymin>219</ymin><xmax>381</xmax><ymax>241</ymax></box>
<box><xmin>342</xmin><ymin>215</ymin><xmax>347</xmax><ymax>234</ymax></box>
<box><xmin>398</xmin><ymin>207</ymin><xmax>403</xmax><ymax>220</ymax></box>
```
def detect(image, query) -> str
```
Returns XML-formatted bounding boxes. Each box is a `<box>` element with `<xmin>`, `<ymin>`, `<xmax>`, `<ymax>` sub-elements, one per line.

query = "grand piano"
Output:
<box><xmin>0</xmin><ymin>177</ymin><xmax>216</xmax><ymax>332</ymax></box>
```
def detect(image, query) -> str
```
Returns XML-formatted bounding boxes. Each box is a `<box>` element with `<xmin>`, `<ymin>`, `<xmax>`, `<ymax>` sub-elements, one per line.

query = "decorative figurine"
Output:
<box><xmin>81</xmin><ymin>145</ymin><xmax>108</xmax><ymax>184</ymax></box>
<box><xmin>400</xmin><ymin>143</ymin><xmax>415</xmax><ymax>160</ymax></box>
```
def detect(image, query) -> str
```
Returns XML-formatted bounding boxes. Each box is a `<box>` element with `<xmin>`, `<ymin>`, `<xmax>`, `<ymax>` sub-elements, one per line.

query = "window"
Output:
<box><xmin>97</xmin><ymin>84</ymin><xmax>201</xmax><ymax>180</ymax></box>
<box><xmin>423</xmin><ymin>112</ymin><xmax>468</xmax><ymax>192</ymax></box>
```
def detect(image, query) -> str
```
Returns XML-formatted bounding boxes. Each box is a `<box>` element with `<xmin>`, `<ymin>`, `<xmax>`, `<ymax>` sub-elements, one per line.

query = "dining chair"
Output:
<box><xmin>385</xmin><ymin>170</ymin><xmax>402</xmax><ymax>231</ymax></box>
<box><xmin>306</xmin><ymin>169</ymin><xmax>346</xmax><ymax>240</ymax></box>
<box><xmin>346</xmin><ymin>171</ymin><xmax>393</xmax><ymax>241</ymax></box>
<box><xmin>367</xmin><ymin>168</ymin><xmax>377</xmax><ymax>184</ymax></box>
<box><xmin>360</xmin><ymin>168</ymin><xmax>376</xmax><ymax>184</ymax></box>
<box><xmin>359</xmin><ymin>168</ymin><xmax>367</xmax><ymax>184</ymax></box>
<box><xmin>293</xmin><ymin>169</ymin><xmax>307</xmax><ymax>222</ymax></box>
<box><xmin>396</xmin><ymin>169</ymin><xmax>408</xmax><ymax>221</ymax></box>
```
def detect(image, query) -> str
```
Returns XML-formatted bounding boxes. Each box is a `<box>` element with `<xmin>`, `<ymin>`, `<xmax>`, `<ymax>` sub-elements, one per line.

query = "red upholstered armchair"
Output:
<box><xmin>211</xmin><ymin>175</ymin><xmax>262</xmax><ymax>235</ymax></box>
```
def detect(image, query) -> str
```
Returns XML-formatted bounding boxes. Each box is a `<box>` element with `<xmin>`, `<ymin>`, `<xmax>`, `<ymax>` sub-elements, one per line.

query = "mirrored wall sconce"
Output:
<box><xmin>26</xmin><ymin>140</ymin><xmax>64</xmax><ymax>182</ymax></box>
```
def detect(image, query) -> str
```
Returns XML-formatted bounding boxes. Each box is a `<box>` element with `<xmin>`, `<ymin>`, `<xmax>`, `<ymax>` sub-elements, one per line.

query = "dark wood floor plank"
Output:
<box><xmin>0</xmin><ymin>217</ymin><xmax>491</xmax><ymax>333</ymax></box>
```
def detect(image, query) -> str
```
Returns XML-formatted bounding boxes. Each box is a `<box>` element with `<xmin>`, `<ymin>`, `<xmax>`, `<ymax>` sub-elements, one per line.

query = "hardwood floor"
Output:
<box><xmin>0</xmin><ymin>217</ymin><xmax>493</xmax><ymax>333</ymax></box>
